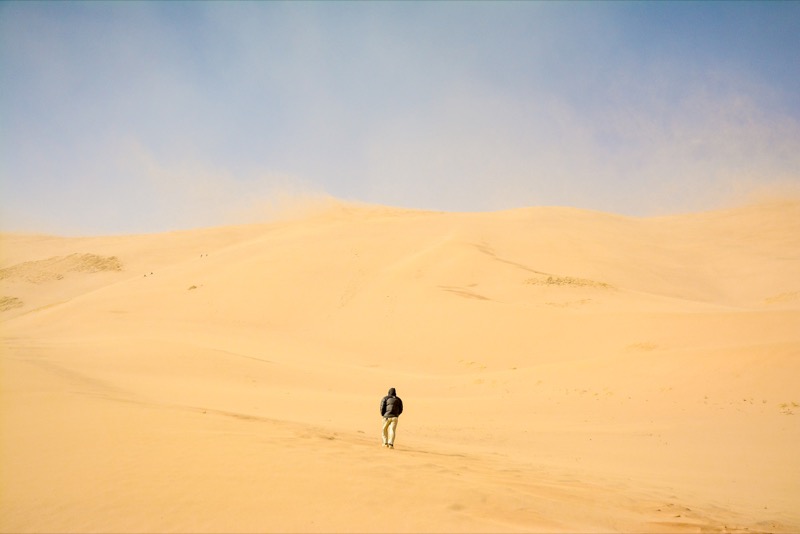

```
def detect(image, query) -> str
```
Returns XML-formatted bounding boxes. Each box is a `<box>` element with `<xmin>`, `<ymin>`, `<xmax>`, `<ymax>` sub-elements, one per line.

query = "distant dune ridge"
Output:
<box><xmin>1</xmin><ymin>199</ymin><xmax>799</xmax><ymax>533</ymax></box>
<box><xmin>0</xmin><ymin>253</ymin><xmax>122</xmax><ymax>283</ymax></box>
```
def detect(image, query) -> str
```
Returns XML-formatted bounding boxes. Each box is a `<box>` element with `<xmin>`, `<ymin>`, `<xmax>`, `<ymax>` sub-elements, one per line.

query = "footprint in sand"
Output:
<box><xmin>525</xmin><ymin>275</ymin><xmax>613</xmax><ymax>289</ymax></box>
<box><xmin>764</xmin><ymin>291</ymin><xmax>800</xmax><ymax>305</ymax></box>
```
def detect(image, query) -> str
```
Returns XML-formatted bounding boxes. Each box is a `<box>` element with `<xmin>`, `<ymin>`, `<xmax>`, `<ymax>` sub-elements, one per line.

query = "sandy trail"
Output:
<box><xmin>2</xmin><ymin>201</ymin><xmax>799</xmax><ymax>532</ymax></box>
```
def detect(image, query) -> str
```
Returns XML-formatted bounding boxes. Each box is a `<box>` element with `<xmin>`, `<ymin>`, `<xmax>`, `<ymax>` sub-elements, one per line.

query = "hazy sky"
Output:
<box><xmin>2</xmin><ymin>1</ymin><xmax>799</xmax><ymax>234</ymax></box>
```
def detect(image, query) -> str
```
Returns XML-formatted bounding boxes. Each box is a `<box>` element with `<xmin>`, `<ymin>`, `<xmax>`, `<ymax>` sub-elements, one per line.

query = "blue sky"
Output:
<box><xmin>2</xmin><ymin>1</ymin><xmax>799</xmax><ymax>234</ymax></box>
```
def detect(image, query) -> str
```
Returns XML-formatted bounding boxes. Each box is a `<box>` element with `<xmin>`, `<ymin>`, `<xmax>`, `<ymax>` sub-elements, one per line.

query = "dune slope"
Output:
<box><xmin>2</xmin><ymin>201</ymin><xmax>799</xmax><ymax>533</ymax></box>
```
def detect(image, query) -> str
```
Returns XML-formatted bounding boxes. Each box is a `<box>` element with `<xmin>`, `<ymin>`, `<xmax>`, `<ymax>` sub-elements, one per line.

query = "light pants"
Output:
<box><xmin>382</xmin><ymin>417</ymin><xmax>398</xmax><ymax>445</ymax></box>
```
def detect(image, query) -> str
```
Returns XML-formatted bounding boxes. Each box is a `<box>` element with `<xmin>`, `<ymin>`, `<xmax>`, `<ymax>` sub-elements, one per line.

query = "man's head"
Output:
<box><xmin>388</xmin><ymin>387</ymin><xmax>396</xmax><ymax>396</ymax></box>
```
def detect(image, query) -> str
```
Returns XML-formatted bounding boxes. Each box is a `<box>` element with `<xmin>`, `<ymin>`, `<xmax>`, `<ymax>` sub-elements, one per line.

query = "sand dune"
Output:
<box><xmin>2</xmin><ymin>200</ymin><xmax>799</xmax><ymax>532</ymax></box>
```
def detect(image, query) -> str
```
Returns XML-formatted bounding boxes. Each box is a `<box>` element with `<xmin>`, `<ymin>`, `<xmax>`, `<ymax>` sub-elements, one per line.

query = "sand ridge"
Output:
<box><xmin>2</xmin><ymin>200</ymin><xmax>799</xmax><ymax>532</ymax></box>
<box><xmin>0</xmin><ymin>253</ymin><xmax>123</xmax><ymax>283</ymax></box>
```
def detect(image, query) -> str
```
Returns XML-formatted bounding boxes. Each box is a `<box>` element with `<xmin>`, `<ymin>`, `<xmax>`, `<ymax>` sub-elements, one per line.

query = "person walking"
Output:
<box><xmin>380</xmin><ymin>387</ymin><xmax>403</xmax><ymax>448</ymax></box>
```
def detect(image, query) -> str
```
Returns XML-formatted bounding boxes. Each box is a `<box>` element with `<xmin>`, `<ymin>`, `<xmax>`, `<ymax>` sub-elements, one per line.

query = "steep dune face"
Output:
<box><xmin>2</xmin><ymin>201</ymin><xmax>799</xmax><ymax>533</ymax></box>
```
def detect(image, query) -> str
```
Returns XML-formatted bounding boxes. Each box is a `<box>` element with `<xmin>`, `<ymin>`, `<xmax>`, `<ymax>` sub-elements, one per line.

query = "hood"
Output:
<box><xmin>388</xmin><ymin>388</ymin><xmax>396</xmax><ymax>396</ymax></box>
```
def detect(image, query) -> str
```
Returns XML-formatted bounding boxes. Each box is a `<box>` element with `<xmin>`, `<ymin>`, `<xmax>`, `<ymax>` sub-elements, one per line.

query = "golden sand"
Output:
<box><xmin>2</xmin><ymin>200</ymin><xmax>799</xmax><ymax>532</ymax></box>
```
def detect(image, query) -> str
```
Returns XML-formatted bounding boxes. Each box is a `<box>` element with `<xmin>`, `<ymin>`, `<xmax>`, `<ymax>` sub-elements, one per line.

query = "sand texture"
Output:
<box><xmin>2</xmin><ymin>200</ymin><xmax>799</xmax><ymax>533</ymax></box>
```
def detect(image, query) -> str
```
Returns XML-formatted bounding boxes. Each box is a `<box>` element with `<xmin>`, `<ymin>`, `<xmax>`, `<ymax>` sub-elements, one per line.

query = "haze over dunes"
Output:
<box><xmin>2</xmin><ymin>200</ymin><xmax>799</xmax><ymax>532</ymax></box>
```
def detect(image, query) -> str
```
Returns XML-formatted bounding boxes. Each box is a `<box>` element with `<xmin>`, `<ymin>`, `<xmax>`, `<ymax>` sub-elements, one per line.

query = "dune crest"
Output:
<box><xmin>2</xmin><ymin>200</ymin><xmax>799</xmax><ymax>532</ymax></box>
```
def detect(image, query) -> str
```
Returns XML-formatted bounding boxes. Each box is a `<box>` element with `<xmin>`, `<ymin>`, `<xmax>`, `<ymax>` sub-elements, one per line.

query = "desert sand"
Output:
<box><xmin>1</xmin><ymin>199</ymin><xmax>799</xmax><ymax>533</ymax></box>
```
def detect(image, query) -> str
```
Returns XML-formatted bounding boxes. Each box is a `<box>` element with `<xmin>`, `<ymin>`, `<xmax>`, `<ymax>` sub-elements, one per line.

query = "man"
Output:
<box><xmin>380</xmin><ymin>387</ymin><xmax>403</xmax><ymax>448</ymax></box>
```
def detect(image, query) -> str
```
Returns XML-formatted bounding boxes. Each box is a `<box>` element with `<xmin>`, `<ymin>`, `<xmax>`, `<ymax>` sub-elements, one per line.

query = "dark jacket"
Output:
<box><xmin>380</xmin><ymin>387</ymin><xmax>403</xmax><ymax>418</ymax></box>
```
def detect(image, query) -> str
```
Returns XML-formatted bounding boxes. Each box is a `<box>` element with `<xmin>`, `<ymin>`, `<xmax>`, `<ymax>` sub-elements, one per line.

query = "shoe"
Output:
<box><xmin>388</xmin><ymin>444</ymin><xmax>394</xmax><ymax>448</ymax></box>
<box><xmin>382</xmin><ymin>443</ymin><xmax>388</xmax><ymax>447</ymax></box>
